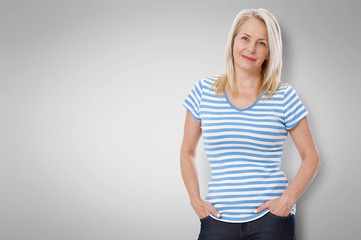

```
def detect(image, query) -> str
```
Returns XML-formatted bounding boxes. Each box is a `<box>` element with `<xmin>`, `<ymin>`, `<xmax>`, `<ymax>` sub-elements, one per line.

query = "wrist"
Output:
<box><xmin>280</xmin><ymin>193</ymin><xmax>297</xmax><ymax>206</ymax></box>
<box><xmin>190</xmin><ymin>197</ymin><xmax>203</xmax><ymax>207</ymax></box>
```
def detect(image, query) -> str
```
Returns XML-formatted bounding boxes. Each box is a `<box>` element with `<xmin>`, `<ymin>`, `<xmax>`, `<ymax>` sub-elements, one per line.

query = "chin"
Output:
<box><xmin>235</xmin><ymin>63</ymin><xmax>261</xmax><ymax>73</ymax></box>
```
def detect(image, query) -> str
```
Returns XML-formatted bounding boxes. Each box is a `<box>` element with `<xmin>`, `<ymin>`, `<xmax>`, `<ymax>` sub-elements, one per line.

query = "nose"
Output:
<box><xmin>247</xmin><ymin>42</ymin><xmax>257</xmax><ymax>53</ymax></box>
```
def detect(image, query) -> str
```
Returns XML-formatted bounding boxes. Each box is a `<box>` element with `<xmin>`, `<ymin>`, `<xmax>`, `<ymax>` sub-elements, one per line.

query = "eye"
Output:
<box><xmin>241</xmin><ymin>36</ymin><xmax>248</xmax><ymax>41</ymax></box>
<box><xmin>258</xmin><ymin>42</ymin><xmax>266</xmax><ymax>46</ymax></box>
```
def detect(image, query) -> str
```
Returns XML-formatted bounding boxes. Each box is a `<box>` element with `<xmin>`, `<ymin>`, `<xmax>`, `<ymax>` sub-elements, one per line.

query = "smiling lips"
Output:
<box><xmin>241</xmin><ymin>55</ymin><xmax>256</xmax><ymax>61</ymax></box>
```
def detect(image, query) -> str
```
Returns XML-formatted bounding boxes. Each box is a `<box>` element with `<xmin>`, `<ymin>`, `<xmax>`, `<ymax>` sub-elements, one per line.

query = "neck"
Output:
<box><xmin>232</xmin><ymin>67</ymin><xmax>262</xmax><ymax>93</ymax></box>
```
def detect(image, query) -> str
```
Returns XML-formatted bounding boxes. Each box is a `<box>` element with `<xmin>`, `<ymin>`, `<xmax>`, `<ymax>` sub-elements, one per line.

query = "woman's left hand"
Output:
<box><xmin>254</xmin><ymin>196</ymin><xmax>294</xmax><ymax>217</ymax></box>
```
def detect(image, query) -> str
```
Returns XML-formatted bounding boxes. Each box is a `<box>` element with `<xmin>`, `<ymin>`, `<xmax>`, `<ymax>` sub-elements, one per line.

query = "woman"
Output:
<box><xmin>180</xmin><ymin>8</ymin><xmax>320</xmax><ymax>240</ymax></box>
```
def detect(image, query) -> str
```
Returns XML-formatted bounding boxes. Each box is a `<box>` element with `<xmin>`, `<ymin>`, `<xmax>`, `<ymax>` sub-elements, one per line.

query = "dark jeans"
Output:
<box><xmin>198</xmin><ymin>212</ymin><xmax>295</xmax><ymax>240</ymax></box>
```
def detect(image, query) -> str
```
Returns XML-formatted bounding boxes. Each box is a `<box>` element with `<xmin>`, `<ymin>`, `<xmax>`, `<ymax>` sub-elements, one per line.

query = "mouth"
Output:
<box><xmin>241</xmin><ymin>55</ymin><xmax>256</xmax><ymax>61</ymax></box>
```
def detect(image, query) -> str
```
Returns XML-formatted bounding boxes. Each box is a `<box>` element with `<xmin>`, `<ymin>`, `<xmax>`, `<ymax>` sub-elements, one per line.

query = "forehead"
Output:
<box><xmin>237</xmin><ymin>18</ymin><xmax>268</xmax><ymax>39</ymax></box>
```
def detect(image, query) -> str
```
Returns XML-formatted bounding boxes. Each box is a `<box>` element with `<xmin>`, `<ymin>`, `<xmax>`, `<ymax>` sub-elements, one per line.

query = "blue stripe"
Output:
<box><xmin>256</xmin><ymin>102</ymin><xmax>284</xmax><ymax>106</ymax></box>
<box><xmin>284</xmin><ymin>98</ymin><xmax>301</xmax><ymax>115</ymax></box>
<box><xmin>285</xmin><ymin>107</ymin><xmax>306</xmax><ymax>125</ymax></box>
<box><xmin>202</xmin><ymin>94</ymin><xmax>285</xmax><ymax>102</ymax></box>
<box><xmin>193</xmin><ymin>81</ymin><xmax>202</xmax><ymax>98</ymax></box>
<box><xmin>206</xmin><ymin>192</ymin><xmax>282</xmax><ymax>200</ymax></box>
<box><xmin>219</xmin><ymin>211</ymin><xmax>255</xmax><ymax>215</ymax></box>
<box><xmin>206</xmin><ymin>146</ymin><xmax>281</xmax><ymax>153</ymax></box>
<box><xmin>208</xmin><ymin>158</ymin><xmax>280</xmax><ymax>165</ymax></box>
<box><xmin>203</xmin><ymin>77</ymin><xmax>219</xmax><ymax>85</ymax></box>
<box><xmin>208</xmin><ymin>186</ymin><xmax>287</xmax><ymax>193</ymax></box>
<box><xmin>204</xmin><ymin>140</ymin><xmax>283</xmax><ymax>149</ymax></box>
<box><xmin>208</xmin><ymin>180</ymin><xmax>288</xmax><ymax>187</ymax></box>
<box><xmin>202</xmin><ymin>103</ymin><xmax>284</xmax><ymax>113</ymax></box>
<box><xmin>201</xmin><ymin>121</ymin><xmax>285</xmax><ymax>130</ymax></box>
<box><xmin>247</xmin><ymin>108</ymin><xmax>283</xmax><ymax>113</ymax></box>
<box><xmin>203</xmin><ymin>134</ymin><xmax>285</xmax><ymax>142</ymax></box>
<box><xmin>283</xmin><ymin>86</ymin><xmax>294</xmax><ymax>100</ymax></box>
<box><xmin>188</xmin><ymin>91</ymin><xmax>200</xmax><ymax>107</ymax></box>
<box><xmin>202</xmin><ymin>128</ymin><xmax>287</xmax><ymax>136</ymax></box>
<box><xmin>208</xmin><ymin>199</ymin><xmax>269</xmax><ymax>205</ymax></box>
<box><xmin>210</xmin><ymin>174</ymin><xmax>285</xmax><ymax>182</ymax></box>
<box><xmin>211</xmin><ymin>169</ymin><xmax>281</xmax><ymax>176</ymax></box>
<box><xmin>185</xmin><ymin>96</ymin><xmax>198</xmax><ymax>112</ymax></box>
<box><xmin>216</xmin><ymin>206</ymin><xmax>261</xmax><ymax>211</ymax></box>
<box><xmin>207</xmin><ymin>152</ymin><xmax>282</xmax><ymax>159</ymax></box>
<box><xmin>202</xmin><ymin>98</ymin><xmax>226</xmax><ymax>104</ymax></box>
<box><xmin>210</xmin><ymin>163</ymin><xmax>280</xmax><ymax>170</ymax></box>
<box><xmin>202</xmin><ymin>116</ymin><xmax>283</xmax><ymax>124</ymax></box>
<box><xmin>200</xmin><ymin>110</ymin><xmax>283</xmax><ymax>118</ymax></box>
<box><xmin>183</xmin><ymin>101</ymin><xmax>200</xmax><ymax>121</ymax></box>
<box><xmin>183</xmin><ymin>99</ymin><xmax>196</xmax><ymax>111</ymax></box>
<box><xmin>286</xmin><ymin>110</ymin><xmax>308</xmax><ymax>129</ymax></box>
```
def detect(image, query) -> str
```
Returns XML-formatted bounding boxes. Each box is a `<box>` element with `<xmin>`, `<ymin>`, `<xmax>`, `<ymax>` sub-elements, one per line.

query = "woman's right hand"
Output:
<box><xmin>191</xmin><ymin>199</ymin><xmax>221</xmax><ymax>219</ymax></box>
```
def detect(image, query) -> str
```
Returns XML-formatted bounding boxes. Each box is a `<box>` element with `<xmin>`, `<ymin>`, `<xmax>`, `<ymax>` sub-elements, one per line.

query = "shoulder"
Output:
<box><xmin>200</xmin><ymin>74</ymin><xmax>222</xmax><ymax>85</ymax></box>
<box><xmin>195</xmin><ymin>74</ymin><xmax>222</xmax><ymax>90</ymax></box>
<box><xmin>276</xmin><ymin>82</ymin><xmax>298</xmax><ymax>98</ymax></box>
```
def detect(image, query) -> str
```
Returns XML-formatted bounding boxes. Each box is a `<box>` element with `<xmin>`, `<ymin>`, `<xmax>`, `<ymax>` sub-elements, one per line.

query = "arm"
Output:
<box><xmin>254</xmin><ymin>116</ymin><xmax>321</xmax><ymax>216</ymax></box>
<box><xmin>180</xmin><ymin>110</ymin><xmax>221</xmax><ymax>219</ymax></box>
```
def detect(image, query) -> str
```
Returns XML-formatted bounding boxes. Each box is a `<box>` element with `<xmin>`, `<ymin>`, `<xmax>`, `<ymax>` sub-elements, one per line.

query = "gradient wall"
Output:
<box><xmin>1</xmin><ymin>0</ymin><xmax>360</xmax><ymax>239</ymax></box>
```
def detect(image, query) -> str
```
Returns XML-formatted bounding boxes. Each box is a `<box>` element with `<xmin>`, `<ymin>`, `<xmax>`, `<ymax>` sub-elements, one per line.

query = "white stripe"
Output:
<box><xmin>209</xmin><ymin>183</ymin><xmax>288</xmax><ymax>190</ymax></box>
<box><xmin>207</xmin><ymin>189</ymin><xmax>285</xmax><ymax>197</ymax></box>
<box><xmin>209</xmin><ymin>161</ymin><xmax>281</xmax><ymax>168</ymax></box>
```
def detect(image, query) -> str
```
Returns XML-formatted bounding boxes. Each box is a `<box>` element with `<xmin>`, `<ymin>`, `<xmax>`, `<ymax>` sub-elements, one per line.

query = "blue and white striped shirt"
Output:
<box><xmin>183</xmin><ymin>75</ymin><xmax>309</xmax><ymax>223</ymax></box>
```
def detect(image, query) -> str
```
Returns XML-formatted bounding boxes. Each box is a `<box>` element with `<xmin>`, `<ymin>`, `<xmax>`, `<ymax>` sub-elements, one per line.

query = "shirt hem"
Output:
<box><xmin>209</xmin><ymin>209</ymin><xmax>295</xmax><ymax>223</ymax></box>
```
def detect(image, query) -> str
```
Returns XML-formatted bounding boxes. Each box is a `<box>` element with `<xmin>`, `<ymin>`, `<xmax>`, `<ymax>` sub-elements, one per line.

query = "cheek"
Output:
<box><xmin>260</xmin><ymin>48</ymin><xmax>269</xmax><ymax>58</ymax></box>
<box><xmin>232</xmin><ymin>46</ymin><xmax>238</xmax><ymax>59</ymax></box>
<box><xmin>233</xmin><ymin>43</ymin><xmax>244</xmax><ymax>55</ymax></box>
<box><xmin>232</xmin><ymin>44</ymin><xmax>237</xmax><ymax>54</ymax></box>
<box><xmin>255</xmin><ymin>51</ymin><xmax>267</xmax><ymax>62</ymax></box>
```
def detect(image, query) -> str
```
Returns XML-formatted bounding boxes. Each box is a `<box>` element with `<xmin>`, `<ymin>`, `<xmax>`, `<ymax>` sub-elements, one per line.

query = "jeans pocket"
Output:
<box><xmin>268</xmin><ymin>211</ymin><xmax>291</xmax><ymax>220</ymax></box>
<box><xmin>200</xmin><ymin>215</ymin><xmax>211</xmax><ymax>222</ymax></box>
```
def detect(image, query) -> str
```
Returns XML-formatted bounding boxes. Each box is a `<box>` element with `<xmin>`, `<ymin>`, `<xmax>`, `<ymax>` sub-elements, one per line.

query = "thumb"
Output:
<box><xmin>254</xmin><ymin>201</ymin><xmax>270</xmax><ymax>214</ymax></box>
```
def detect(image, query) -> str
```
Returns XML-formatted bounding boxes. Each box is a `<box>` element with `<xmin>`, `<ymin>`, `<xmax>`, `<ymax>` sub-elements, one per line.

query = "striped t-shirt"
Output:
<box><xmin>183</xmin><ymin>75</ymin><xmax>308</xmax><ymax>223</ymax></box>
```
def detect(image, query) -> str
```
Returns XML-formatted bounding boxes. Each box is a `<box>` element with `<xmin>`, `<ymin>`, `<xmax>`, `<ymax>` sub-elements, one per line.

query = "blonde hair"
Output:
<box><xmin>212</xmin><ymin>8</ymin><xmax>283</xmax><ymax>99</ymax></box>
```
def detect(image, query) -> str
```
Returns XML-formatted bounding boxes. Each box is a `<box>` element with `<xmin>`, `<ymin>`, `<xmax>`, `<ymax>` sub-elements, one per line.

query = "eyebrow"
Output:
<box><xmin>240</xmin><ymin>33</ymin><xmax>268</xmax><ymax>41</ymax></box>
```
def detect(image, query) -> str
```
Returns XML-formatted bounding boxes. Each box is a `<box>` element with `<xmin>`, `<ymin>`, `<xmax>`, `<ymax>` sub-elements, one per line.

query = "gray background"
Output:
<box><xmin>1</xmin><ymin>0</ymin><xmax>360</xmax><ymax>239</ymax></box>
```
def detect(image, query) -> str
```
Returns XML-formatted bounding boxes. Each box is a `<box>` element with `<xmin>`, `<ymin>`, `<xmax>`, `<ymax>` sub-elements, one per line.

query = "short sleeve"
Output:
<box><xmin>282</xmin><ymin>84</ymin><xmax>309</xmax><ymax>130</ymax></box>
<box><xmin>182</xmin><ymin>79</ymin><xmax>203</xmax><ymax>122</ymax></box>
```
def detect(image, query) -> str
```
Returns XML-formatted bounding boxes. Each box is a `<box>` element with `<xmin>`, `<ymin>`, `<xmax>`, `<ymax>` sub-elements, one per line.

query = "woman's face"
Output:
<box><xmin>232</xmin><ymin>17</ymin><xmax>269</xmax><ymax>75</ymax></box>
